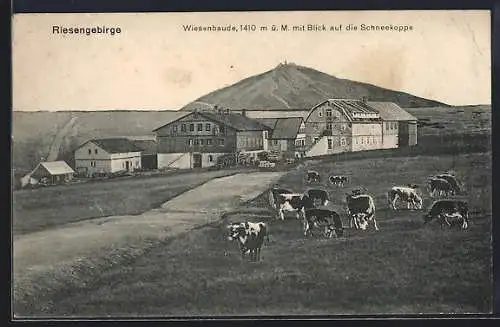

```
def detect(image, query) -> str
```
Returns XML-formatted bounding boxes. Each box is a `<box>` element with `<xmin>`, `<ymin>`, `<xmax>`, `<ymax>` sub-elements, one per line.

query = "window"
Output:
<box><xmin>88</xmin><ymin>149</ymin><xmax>91</xmax><ymax>155</ymax></box>
<box><xmin>219</xmin><ymin>139</ymin><xmax>225</xmax><ymax>146</ymax></box>
<box><xmin>318</xmin><ymin>110</ymin><xmax>323</xmax><ymax>117</ymax></box>
<box><xmin>189</xmin><ymin>124</ymin><xmax>194</xmax><ymax>132</ymax></box>
<box><xmin>194</xmin><ymin>139</ymin><xmax>199</xmax><ymax>145</ymax></box>
<box><xmin>326</xmin><ymin>109</ymin><xmax>332</xmax><ymax>117</ymax></box>
<box><xmin>394</xmin><ymin>122</ymin><xmax>398</xmax><ymax>130</ymax></box>
<box><xmin>273</xmin><ymin>140</ymin><xmax>279</xmax><ymax>145</ymax></box>
<box><xmin>340</xmin><ymin>137</ymin><xmax>346</xmax><ymax>146</ymax></box>
<box><xmin>326</xmin><ymin>123</ymin><xmax>332</xmax><ymax>130</ymax></box>
<box><xmin>173</xmin><ymin>125</ymin><xmax>178</xmax><ymax>133</ymax></box>
<box><xmin>181</xmin><ymin>124</ymin><xmax>186</xmax><ymax>132</ymax></box>
<box><xmin>264</xmin><ymin>131</ymin><xmax>268</xmax><ymax>139</ymax></box>
<box><xmin>313</xmin><ymin>137</ymin><xmax>319</xmax><ymax>143</ymax></box>
<box><xmin>200</xmin><ymin>139</ymin><xmax>204</xmax><ymax>145</ymax></box>
<box><xmin>95</xmin><ymin>149</ymin><xmax>98</xmax><ymax>154</ymax></box>
<box><xmin>188</xmin><ymin>139</ymin><xmax>193</xmax><ymax>146</ymax></box>
<box><xmin>220</xmin><ymin>126</ymin><xmax>225</xmax><ymax>134</ymax></box>
<box><xmin>205</xmin><ymin>123</ymin><xmax>211</xmax><ymax>131</ymax></box>
<box><xmin>361</xmin><ymin>137</ymin><xmax>364</xmax><ymax>144</ymax></box>
<box><xmin>386</xmin><ymin>123</ymin><xmax>389</xmax><ymax>131</ymax></box>
<box><xmin>197</xmin><ymin>123</ymin><xmax>203</xmax><ymax>131</ymax></box>
<box><xmin>208</xmin><ymin>155</ymin><xmax>213</xmax><ymax>162</ymax></box>
<box><xmin>207</xmin><ymin>139</ymin><xmax>213</xmax><ymax>145</ymax></box>
<box><xmin>341</xmin><ymin>124</ymin><xmax>347</xmax><ymax>131</ymax></box>
<box><xmin>327</xmin><ymin>138</ymin><xmax>333</xmax><ymax>150</ymax></box>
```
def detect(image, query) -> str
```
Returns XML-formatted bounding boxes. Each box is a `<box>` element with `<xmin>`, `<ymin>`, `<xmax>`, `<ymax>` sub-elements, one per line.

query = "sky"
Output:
<box><xmin>12</xmin><ymin>10</ymin><xmax>491</xmax><ymax>111</ymax></box>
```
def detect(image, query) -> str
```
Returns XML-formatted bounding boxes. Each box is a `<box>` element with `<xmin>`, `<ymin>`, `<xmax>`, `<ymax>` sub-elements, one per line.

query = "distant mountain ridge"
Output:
<box><xmin>180</xmin><ymin>63</ymin><xmax>448</xmax><ymax>111</ymax></box>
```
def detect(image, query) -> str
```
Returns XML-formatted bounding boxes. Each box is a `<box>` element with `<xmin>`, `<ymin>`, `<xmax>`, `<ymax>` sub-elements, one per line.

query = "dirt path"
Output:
<box><xmin>13</xmin><ymin>171</ymin><xmax>285</xmax><ymax>303</ymax></box>
<box><xmin>46</xmin><ymin>116</ymin><xmax>77</xmax><ymax>161</ymax></box>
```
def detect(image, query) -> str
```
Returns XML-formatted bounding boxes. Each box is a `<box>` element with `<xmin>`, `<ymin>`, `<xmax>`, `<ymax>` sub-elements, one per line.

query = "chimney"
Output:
<box><xmin>241</xmin><ymin>109</ymin><xmax>247</xmax><ymax>117</ymax></box>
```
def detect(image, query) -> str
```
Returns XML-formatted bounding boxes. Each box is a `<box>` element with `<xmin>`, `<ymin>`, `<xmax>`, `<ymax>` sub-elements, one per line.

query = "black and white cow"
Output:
<box><xmin>329</xmin><ymin>175</ymin><xmax>349</xmax><ymax>187</ymax></box>
<box><xmin>428</xmin><ymin>178</ymin><xmax>453</xmax><ymax>197</ymax></box>
<box><xmin>269</xmin><ymin>187</ymin><xmax>293</xmax><ymax>210</ymax></box>
<box><xmin>435</xmin><ymin>174</ymin><xmax>461</xmax><ymax>195</ymax></box>
<box><xmin>276</xmin><ymin>193</ymin><xmax>314</xmax><ymax>220</ymax></box>
<box><xmin>304</xmin><ymin>188</ymin><xmax>329</xmax><ymax>206</ymax></box>
<box><xmin>306</xmin><ymin>170</ymin><xmax>321</xmax><ymax>183</ymax></box>
<box><xmin>423</xmin><ymin>200</ymin><xmax>469</xmax><ymax>230</ymax></box>
<box><xmin>227</xmin><ymin>221</ymin><xmax>269</xmax><ymax>261</ymax></box>
<box><xmin>345</xmin><ymin>192</ymin><xmax>379</xmax><ymax>231</ymax></box>
<box><xmin>303</xmin><ymin>208</ymin><xmax>344</xmax><ymax>238</ymax></box>
<box><xmin>387</xmin><ymin>186</ymin><xmax>423</xmax><ymax>210</ymax></box>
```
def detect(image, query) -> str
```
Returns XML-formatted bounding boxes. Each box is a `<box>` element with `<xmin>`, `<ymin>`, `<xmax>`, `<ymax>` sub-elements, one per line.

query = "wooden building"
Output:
<box><xmin>153</xmin><ymin>109</ymin><xmax>271</xmax><ymax>169</ymax></box>
<box><xmin>74</xmin><ymin>138</ymin><xmax>143</xmax><ymax>177</ymax></box>
<box><xmin>303</xmin><ymin>99</ymin><xmax>418</xmax><ymax>157</ymax></box>
<box><xmin>20</xmin><ymin>161</ymin><xmax>75</xmax><ymax>187</ymax></box>
<box><xmin>265</xmin><ymin>117</ymin><xmax>307</xmax><ymax>156</ymax></box>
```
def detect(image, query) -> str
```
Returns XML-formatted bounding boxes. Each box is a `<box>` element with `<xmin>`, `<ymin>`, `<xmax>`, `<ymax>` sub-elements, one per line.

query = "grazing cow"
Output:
<box><xmin>428</xmin><ymin>178</ymin><xmax>453</xmax><ymax>197</ymax></box>
<box><xmin>303</xmin><ymin>208</ymin><xmax>344</xmax><ymax>238</ymax></box>
<box><xmin>276</xmin><ymin>193</ymin><xmax>314</xmax><ymax>220</ymax></box>
<box><xmin>345</xmin><ymin>192</ymin><xmax>379</xmax><ymax>231</ymax></box>
<box><xmin>387</xmin><ymin>186</ymin><xmax>423</xmax><ymax>210</ymax></box>
<box><xmin>227</xmin><ymin>221</ymin><xmax>269</xmax><ymax>261</ymax></box>
<box><xmin>329</xmin><ymin>175</ymin><xmax>349</xmax><ymax>187</ymax></box>
<box><xmin>435</xmin><ymin>174</ymin><xmax>461</xmax><ymax>195</ymax></box>
<box><xmin>304</xmin><ymin>188</ymin><xmax>329</xmax><ymax>206</ymax></box>
<box><xmin>306</xmin><ymin>170</ymin><xmax>321</xmax><ymax>183</ymax></box>
<box><xmin>269</xmin><ymin>187</ymin><xmax>293</xmax><ymax>210</ymax></box>
<box><xmin>424</xmin><ymin>200</ymin><xmax>469</xmax><ymax>230</ymax></box>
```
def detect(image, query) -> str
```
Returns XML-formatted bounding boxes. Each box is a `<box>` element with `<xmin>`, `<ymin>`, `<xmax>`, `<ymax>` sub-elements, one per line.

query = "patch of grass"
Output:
<box><xmin>12</xmin><ymin>170</ymin><xmax>243</xmax><ymax>235</ymax></box>
<box><xmin>19</xmin><ymin>152</ymin><xmax>491</xmax><ymax>317</ymax></box>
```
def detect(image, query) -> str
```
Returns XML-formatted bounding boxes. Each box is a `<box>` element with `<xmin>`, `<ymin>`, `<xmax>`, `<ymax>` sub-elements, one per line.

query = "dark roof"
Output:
<box><xmin>130</xmin><ymin>140</ymin><xmax>158</xmax><ymax>155</ymax></box>
<box><xmin>367</xmin><ymin>101</ymin><xmax>418</xmax><ymax>121</ymax></box>
<box><xmin>152</xmin><ymin>111</ymin><xmax>271</xmax><ymax>132</ymax></box>
<box><xmin>255</xmin><ymin>118</ymin><xmax>279</xmax><ymax>129</ymax></box>
<box><xmin>309</xmin><ymin>99</ymin><xmax>382</xmax><ymax>122</ymax></box>
<box><xmin>199</xmin><ymin>112</ymin><xmax>271</xmax><ymax>131</ymax></box>
<box><xmin>270</xmin><ymin>117</ymin><xmax>304</xmax><ymax>139</ymax></box>
<box><xmin>89</xmin><ymin>138</ymin><xmax>143</xmax><ymax>154</ymax></box>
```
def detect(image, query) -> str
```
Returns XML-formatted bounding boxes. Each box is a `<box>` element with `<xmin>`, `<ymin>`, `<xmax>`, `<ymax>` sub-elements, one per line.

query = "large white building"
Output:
<box><xmin>74</xmin><ymin>138</ymin><xmax>143</xmax><ymax>177</ymax></box>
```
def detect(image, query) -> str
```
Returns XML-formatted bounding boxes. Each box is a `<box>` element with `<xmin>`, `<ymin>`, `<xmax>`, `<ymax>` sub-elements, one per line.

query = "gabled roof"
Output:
<box><xmin>89</xmin><ymin>138</ymin><xmax>143</xmax><ymax>154</ymax></box>
<box><xmin>36</xmin><ymin>161</ymin><xmax>75</xmax><ymax>175</ymax></box>
<box><xmin>270</xmin><ymin>117</ymin><xmax>304</xmax><ymax>140</ymax></box>
<box><xmin>152</xmin><ymin>112</ymin><xmax>192</xmax><ymax>132</ymax></box>
<box><xmin>152</xmin><ymin>111</ymin><xmax>271</xmax><ymax>132</ymax></box>
<box><xmin>131</xmin><ymin>140</ymin><xmax>158</xmax><ymax>155</ymax></box>
<box><xmin>308</xmin><ymin>99</ymin><xmax>382</xmax><ymax>123</ymax></box>
<box><xmin>367</xmin><ymin>101</ymin><xmax>418</xmax><ymax>121</ymax></box>
<box><xmin>254</xmin><ymin>118</ymin><xmax>279</xmax><ymax>129</ymax></box>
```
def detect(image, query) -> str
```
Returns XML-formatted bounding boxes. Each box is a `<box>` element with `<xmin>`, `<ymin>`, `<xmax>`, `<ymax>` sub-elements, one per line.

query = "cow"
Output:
<box><xmin>276</xmin><ymin>193</ymin><xmax>314</xmax><ymax>220</ymax></box>
<box><xmin>329</xmin><ymin>175</ymin><xmax>349</xmax><ymax>187</ymax></box>
<box><xmin>269</xmin><ymin>187</ymin><xmax>293</xmax><ymax>210</ymax></box>
<box><xmin>428</xmin><ymin>178</ymin><xmax>453</xmax><ymax>197</ymax></box>
<box><xmin>303</xmin><ymin>208</ymin><xmax>344</xmax><ymax>238</ymax></box>
<box><xmin>227</xmin><ymin>221</ymin><xmax>269</xmax><ymax>261</ymax></box>
<box><xmin>345</xmin><ymin>192</ymin><xmax>379</xmax><ymax>231</ymax></box>
<box><xmin>306</xmin><ymin>170</ymin><xmax>321</xmax><ymax>183</ymax></box>
<box><xmin>387</xmin><ymin>186</ymin><xmax>423</xmax><ymax>210</ymax></box>
<box><xmin>304</xmin><ymin>188</ymin><xmax>329</xmax><ymax>206</ymax></box>
<box><xmin>435</xmin><ymin>174</ymin><xmax>461</xmax><ymax>195</ymax></box>
<box><xmin>423</xmin><ymin>200</ymin><xmax>469</xmax><ymax>230</ymax></box>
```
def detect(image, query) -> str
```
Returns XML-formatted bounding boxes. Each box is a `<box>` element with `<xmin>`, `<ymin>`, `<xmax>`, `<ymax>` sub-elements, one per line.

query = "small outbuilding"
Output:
<box><xmin>21</xmin><ymin>161</ymin><xmax>75</xmax><ymax>187</ymax></box>
<box><xmin>131</xmin><ymin>139</ymin><xmax>158</xmax><ymax>170</ymax></box>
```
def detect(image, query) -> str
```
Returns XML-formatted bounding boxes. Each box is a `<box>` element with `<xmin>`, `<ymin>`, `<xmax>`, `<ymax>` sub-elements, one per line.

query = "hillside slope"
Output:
<box><xmin>180</xmin><ymin>63</ymin><xmax>448</xmax><ymax>111</ymax></box>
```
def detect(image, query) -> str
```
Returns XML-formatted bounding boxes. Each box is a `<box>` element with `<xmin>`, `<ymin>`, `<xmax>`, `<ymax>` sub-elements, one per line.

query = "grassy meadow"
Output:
<box><xmin>25</xmin><ymin>152</ymin><xmax>491</xmax><ymax>316</ymax></box>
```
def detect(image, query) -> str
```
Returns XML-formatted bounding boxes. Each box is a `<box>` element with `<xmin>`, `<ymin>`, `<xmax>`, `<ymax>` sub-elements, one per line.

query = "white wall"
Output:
<box><xmin>74</xmin><ymin>142</ymin><xmax>112</xmax><ymax>160</ymax></box>
<box><xmin>351</xmin><ymin>123</ymin><xmax>383</xmax><ymax>152</ymax></box>
<box><xmin>381</xmin><ymin>121</ymin><xmax>399</xmax><ymax>149</ymax></box>
<box><xmin>201</xmin><ymin>153</ymin><xmax>226</xmax><ymax>167</ymax></box>
<box><xmin>158</xmin><ymin>153</ymin><xmax>191</xmax><ymax>169</ymax></box>
<box><xmin>305</xmin><ymin>136</ymin><xmax>328</xmax><ymax>157</ymax></box>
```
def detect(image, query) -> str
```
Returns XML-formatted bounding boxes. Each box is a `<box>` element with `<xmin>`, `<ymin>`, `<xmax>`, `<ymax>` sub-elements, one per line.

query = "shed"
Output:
<box><xmin>131</xmin><ymin>139</ymin><xmax>158</xmax><ymax>170</ymax></box>
<box><xmin>22</xmin><ymin>161</ymin><xmax>75</xmax><ymax>187</ymax></box>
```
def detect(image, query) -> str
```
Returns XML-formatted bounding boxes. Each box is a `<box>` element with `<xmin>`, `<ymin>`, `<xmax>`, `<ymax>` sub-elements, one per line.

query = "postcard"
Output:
<box><xmin>11</xmin><ymin>10</ymin><xmax>492</xmax><ymax>318</ymax></box>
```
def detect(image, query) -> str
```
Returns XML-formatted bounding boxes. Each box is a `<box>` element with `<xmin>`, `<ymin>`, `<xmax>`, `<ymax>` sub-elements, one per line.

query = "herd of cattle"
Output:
<box><xmin>226</xmin><ymin>170</ymin><xmax>470</xmax><ymax>262</ymax></box>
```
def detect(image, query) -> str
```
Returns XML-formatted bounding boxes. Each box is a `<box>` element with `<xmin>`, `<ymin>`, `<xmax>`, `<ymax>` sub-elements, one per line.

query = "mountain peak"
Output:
<box><xmin>180</xmin><ymin>64</ymin><xmax>447</xmax><ymax>111</ymax></box>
